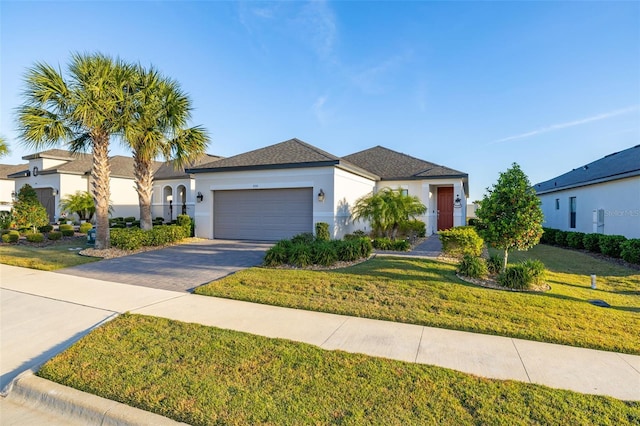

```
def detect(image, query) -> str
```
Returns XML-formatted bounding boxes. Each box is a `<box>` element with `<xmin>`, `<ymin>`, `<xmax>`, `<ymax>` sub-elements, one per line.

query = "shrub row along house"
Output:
<box><xmin>1</xmin><ymin>138</ymin><xmax>470</xmax><ymax>240</ymax></box>
<box><xmin>534</xmin><ymin>144</ymin><xmax>640</xmax><ymax>239</ymax></box>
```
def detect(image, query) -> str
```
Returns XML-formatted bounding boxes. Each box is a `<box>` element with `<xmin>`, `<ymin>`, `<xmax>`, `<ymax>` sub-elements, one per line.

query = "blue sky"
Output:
<box><xmin>1</xmin><ymin>0</ymin><xmax>638</xmax><ymax>201</ymax></box>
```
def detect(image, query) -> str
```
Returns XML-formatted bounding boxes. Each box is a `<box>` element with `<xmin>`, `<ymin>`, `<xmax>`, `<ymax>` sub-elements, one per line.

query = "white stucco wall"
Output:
<box><xmin>0</xmin><ymin>179</ymin><xmax>15</xmax><ymax>212</ymax></box>
<box><xmin>333</xmin><ymin>168</ymin><xmax>376</xmax><ymax>237</ymax></box>
<box><xmin>538</xmin><ymin>176</ymin><xmax>640</xmax><ymax>239</ymax></box>
<box><xmin>152</xmin><ymin>178</ymin><xmax>196</xmax><ymax>222</ymax></box>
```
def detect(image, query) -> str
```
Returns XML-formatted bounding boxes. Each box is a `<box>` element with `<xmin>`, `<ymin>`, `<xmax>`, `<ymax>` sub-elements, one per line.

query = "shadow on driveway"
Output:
<box><xmin>56</xmin><ymin>240</ymin><xmax>273</xmax><ymax>292</ymax></box>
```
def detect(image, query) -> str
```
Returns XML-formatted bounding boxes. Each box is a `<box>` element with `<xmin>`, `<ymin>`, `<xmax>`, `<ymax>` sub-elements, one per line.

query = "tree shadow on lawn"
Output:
<box><xmin>331</xmin><ymin>257</ymin><xmax>461</xmax><ymax>283</ymax></box>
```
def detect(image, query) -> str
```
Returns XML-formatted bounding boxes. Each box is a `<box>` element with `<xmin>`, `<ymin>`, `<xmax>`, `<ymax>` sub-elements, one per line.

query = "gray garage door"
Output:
<box><xmin>213</xmin><ymin>188</ymin><xmax>313</xmax><ymax>240</ymax></box>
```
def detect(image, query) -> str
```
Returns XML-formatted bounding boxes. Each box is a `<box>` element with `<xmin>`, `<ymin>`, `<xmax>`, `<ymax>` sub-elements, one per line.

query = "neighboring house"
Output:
<box><xmin>534</xmin><ymin>144</ymin><xmax>640</xmax><ymax>239</ymax></box>
<box><xmin>0</xmin><ymin>164</ymin><xmax>29</xmax><ymax>212</ymax></box>
<box><xmin>6</xmin><ymin>149</ymin><xmax>219</xmax><ymax>224</ymax></box>
<box><xmin>187</xmin><ymin>138</ymin><xmax>469</xmax><ymax>241</ymax></box>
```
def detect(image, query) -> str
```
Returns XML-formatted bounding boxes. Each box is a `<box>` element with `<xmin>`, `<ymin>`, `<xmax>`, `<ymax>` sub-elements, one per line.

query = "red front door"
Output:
<box><xmin>437</xmin><ymin>187</ymin><xmax>454</xmax><ymax>230</ymax></box>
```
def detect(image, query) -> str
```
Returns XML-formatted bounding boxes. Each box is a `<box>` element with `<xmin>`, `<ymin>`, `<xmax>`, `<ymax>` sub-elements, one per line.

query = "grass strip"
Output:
<box><xmin>39</xmin><ymin>314</ymin><xmax>639</xmax><ymax>425</ymax></box>
<box><xmin>195</xmin><ymin>245</ymin><xmax>640</xmax><ymax>354</ymax></box>
<box><xmin>0</xmin><ymin>239</ymin><xmax>100</xmax><ymax>270</ymax></box>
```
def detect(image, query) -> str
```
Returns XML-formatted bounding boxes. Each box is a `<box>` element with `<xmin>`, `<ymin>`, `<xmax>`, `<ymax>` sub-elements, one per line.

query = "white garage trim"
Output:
<box><xmin>213</xmin><ymin>188</ymin><xmax>313</xmax><ymax>241</ymax></box>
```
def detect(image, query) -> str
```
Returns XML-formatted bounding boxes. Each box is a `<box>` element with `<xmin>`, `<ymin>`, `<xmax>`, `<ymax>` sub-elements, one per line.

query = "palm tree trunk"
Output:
<box><xmin>91</xmin><ymin>132</ymin><xmax>111</xmax><ymax>249</ymax></box>
<box><xmin>134</xmin><ymin>156</ymin><xmax>154</xmax><ymax>231</ymax></box>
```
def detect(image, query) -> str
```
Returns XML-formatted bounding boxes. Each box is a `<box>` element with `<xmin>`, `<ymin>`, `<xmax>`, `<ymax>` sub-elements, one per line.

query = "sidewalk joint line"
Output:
<box><xmin>414</xmin><ymin>327</ymin><xmax>425</xmax><ymax>363</ymax></box>
<box><xmin>616</xmin><ymin>352</ymin><xmax>640</xmax><ymax>375</ymax></box>
<box><xmin>511</xmin><ymin>339</ymin><xmax>532</xmax><ymax>383</ymax></box>
<box><xmin>1</xmin><ymin>288</ymin><xmax>118</xmax><ymax>315</ymax></box>
<box><xmin>319</xmin><ymin>316</ymin><xmax>350</xmax><ymax>348</ymax></box>
<box><xmin>128</xmin><ymin>294</ymin><xmax>190</xmax><ymax>313</ymax></box>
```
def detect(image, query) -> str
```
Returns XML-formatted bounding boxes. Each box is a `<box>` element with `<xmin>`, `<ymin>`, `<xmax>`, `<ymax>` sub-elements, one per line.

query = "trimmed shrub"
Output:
<box><xmin>583</xmin><ymin>233</ymin><xmax>601</xmax><ymax>253</ymax></box>
<box><xmin>399</xmin><ymin>220</ymin><xmax>426</xmax><ymax>238</ymax></box>
<box><xmin>38</xmin><ymin>224</ymin><xmax>54</xmax><ymax>233</ymax></box>
<box><xmin>59</xmin><ymin>224</ymin><xmax>74</xmax><ymax>232</ymax></box>
<box><xmin>566</xmin><ymin>232</ymin><xmax>585</xmax><ymax>249</ymax></box>
<box><xmin>498</xmin><ymin>259</ymin><xmax>546</xmax><ymax>290</ymax></box>
<box><xmin>390</xmin><ymin>239</ymin><xmax>410</xmax><ymax>251</ymax></box>
<box><xmin>79</xmin><ymin>223</ymin><xmax>93</xmax><ymax>234</ymax></box>
<box><xmin>291</xmin><ymin>232</ymin><xmax>314</xmax><ymax>245</ymax></box>
<box><xmin>110</xmin><ymin>228</ymin><xmax>146</xmax><ymax>250</ymax></box>
<box><xmin>344</xmin><ymin>230</ymin><xmax>368</xmax><ymax>240</ymax></box>
<box><xmin>48</xmin><ymin>231</ymin><xmax>62</xmax><ymax>241</ymax></box>
<box><xmin>335</xmin><ymin>240</ymin><xmax>360</xmax><ymax>262</ymax></box>
<box><xmin>176</xmin><ymin>214</ymin><xmax>191</xmax><ymax>227</ymax></box>
<box><xmin>289</xmin><ymin>243</ymin><xmax>312</xmax><ymax>267</ymax></box>
<box><xmin>315</xmin><ymin>222</ymin><xmax>330</xmax><ymax>242</ymax></box>
<box><xmin>467</xmin><ymin>218</ymin><xmax>480</xmax><ymax>227</ymax></box>
<box><xmin>554</xmin><ymin>230</ymin><xmax>568</xmax><ymax>247</ymax></box>
<box><xmin>599</xmin><ymin>235</ymin><xmax>627</xmax><ymax>258</ymax></box>
<box><xmin>357</xmin><ymin>237</ymin><xmax>373</xmax><ymax>258</ymax></box>
<box><xmin>540</xmin><ymin>228</ymin><xmax>557</xmax><ymax>245</ymax></box>
<box><xmin>2</xmin><ymin>231</ymin><xmax>20</xmax><ymax>243</ymax></box>
<box><xmin>487</xmin><ymin>254</ymin><xmax>503</xmax><ymax>275</ymax></box>
<box><xmin>457</xmin><ymin>254</ymin><xmax>488</xmax><ymax>279</ymax></box>
<box><xmin>61</xmin><ymin>229</ymin><xmax>75</xmax><ymax>237</ymax></box>
<box><xmin>311</xmin><ymin>241</ymin><xmax>338</xmax><ymax>266</ymax></box>
<box><xmin>124</xmin><ymin>216</ymin><xmax>136</xmax><ymax>223</ymax></box>
<box><xmin>620</xmin><ymin>239</ymin><xmax>640</xmax><ymax>265</ymax></box>
<box><xmin>438</xmin><ymin>226</ymin><xmax>484</xmax><ymax>258</ymax></box>
<box><xmin>26</xmin><ymin>232</ymin><xmax>45</xmax><ymax>243</ymax></box>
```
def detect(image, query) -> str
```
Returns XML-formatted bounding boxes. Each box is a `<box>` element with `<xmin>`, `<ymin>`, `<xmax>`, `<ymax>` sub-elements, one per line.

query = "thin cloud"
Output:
<box><xmin>490</xmin><ymin>105</ymin><xmax>639</xmax><ymax>144</ymax></box>
<box><xmin>312</xmin><ymin>95</ymin><xmax>329</xmax><ymax>125</ymax></box>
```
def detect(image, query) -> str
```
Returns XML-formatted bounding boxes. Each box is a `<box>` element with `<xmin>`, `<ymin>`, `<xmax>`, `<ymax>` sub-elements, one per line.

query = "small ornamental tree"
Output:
<box><xmin>12</xmin><ymin>184</ymin><xmax>49</xmax><ymax>232</ymax></box>
<box><xmin>60</xmin><ymin>191</ymin><xmax>96</xmax><ymax>222</ymax></box>
<box><xmin>476</xmin><ymin>163</ymin><xmax>543</xmax><ymax>272</ymax></box>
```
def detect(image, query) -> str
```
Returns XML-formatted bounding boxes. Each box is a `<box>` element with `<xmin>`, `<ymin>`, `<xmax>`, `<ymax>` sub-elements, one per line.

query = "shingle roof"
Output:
<box><xmin>155</xmin><ymin>154</ymin><xmax>223</xmax><ymax>180</ymax></box>
<box><xmin>0</xmin><ymin>164</ymin><xmax>29</xmax><ymax>179</ymax></box>
<box><xmin>343</xmin><ymin>146</ymin><xmax>467</xmax><ymax>180</ymax></box>
<box><xmin>534</xmin><ymin>144</ymin><xmax>640</xmax><ymax>194</ymax></box>
<box><xmin>189</xmin><ymin>138</ymin><xmax>341</xmax><ymax>172</ymax></box>
<box><xmin>21</xmin><ymin>149</ymin><xmax>80</xmax><ymax>161</ymax></box>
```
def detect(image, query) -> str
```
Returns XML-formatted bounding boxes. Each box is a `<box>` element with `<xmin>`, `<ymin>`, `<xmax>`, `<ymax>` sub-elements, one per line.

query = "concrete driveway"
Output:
<box><xmin>56</xmin><ymin>239</ymin><xmax>273</xmax><ymax>292</ymax></box>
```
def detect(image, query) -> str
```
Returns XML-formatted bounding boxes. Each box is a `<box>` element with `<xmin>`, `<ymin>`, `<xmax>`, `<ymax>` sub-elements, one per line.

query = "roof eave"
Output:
<box><xmin>535</xmin><ymin>170</ymin><xmax>640</xmax><ymax>195</ymax></box>
<box><xmin>187</xmin><ymin>160</ymin><xmax>340</xmax><ymax>174</ymax></box>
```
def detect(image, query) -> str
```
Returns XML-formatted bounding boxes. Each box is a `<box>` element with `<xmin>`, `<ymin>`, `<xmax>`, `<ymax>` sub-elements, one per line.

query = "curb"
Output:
<box><xmin>5</xmin><ymin>371</ymin><xmax>189</xmax><ymax>426</ymax></box>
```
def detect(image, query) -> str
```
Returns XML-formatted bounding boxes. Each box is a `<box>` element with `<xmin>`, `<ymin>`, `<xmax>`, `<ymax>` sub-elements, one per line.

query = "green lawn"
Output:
<box><xmin>0</xmin><ymin>238</ymin><xmax>100</xmax><ymax>270</ymax></box>
<box><xmin>39</xmin><ymin>314</ymin><xmax>640</xmax><ymax>425</ymax></box>
<box><xmin>195</xmin><ymin>245</ymin><xmax>640</xmax><ymax>354</ymax></box>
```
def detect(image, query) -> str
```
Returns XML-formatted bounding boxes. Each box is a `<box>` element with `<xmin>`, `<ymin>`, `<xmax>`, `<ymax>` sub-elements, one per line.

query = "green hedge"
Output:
<box><xmin>315</xmin><ymin>222</ymin><xmax>330</xmax><ymax>242</ymax></box>
<box><xmin>2</xmin><ymin>230</ymin><xmax>20</xmax><ymax>243</ymax></box>
<box><xmin>26</xmin><ymin>232</ymin><xmax>45</xmax><ymax>243</ymax></box>
<box><xmin>61</xmin><ymin>229</ymin><xmax>75</xmax><ymax>237</ymax></box>
<box><xmin>566</xmin><ymin>232</ymin><xmax>585</xmax><ymax>249</ymax></box>
<box><xmin>264</xmin><ymin>236</ymin><xmax>372</xmax><ymax>267</ymax></box>
<box><xmin>372</xmin><ymin>238</ymin><xmax>410</xmax><ymax>251</ymax></box>
<box><xmin>48</xmin><ymin>231</ymin><xmax>63</xmax><ymax>241</ymax></box>
<box><xmin>79</xmin><ymin>223</ymin><xmax>93</xmax><ymax>234</ymax></box>
<box><xmin>38</xmin><ymin>224</ymin><xmax>54</xmax><ymax>233</ymax></box>
<box><xmin>59</xmin><ymin>224</ymin><xmax>74</xmax><ymax>232</ymax></box>
<box><xmin>438</xmin><ymin>226</ymin><xmax>483</xmax><ymax>258</ymax></box>
<box><xmin>110</xmin><ymin>224</ymin><xmax>190</xmax><ymax>250</ymax></box>
<box><xmin>583</xmin><ymin>233</ymin><xmax>601</xmax><ymax>252</ymax></box>
<box><xmin>621</xmin><ymin>239</ymin><xmax>640</xmax><ymax>264</ymax></box>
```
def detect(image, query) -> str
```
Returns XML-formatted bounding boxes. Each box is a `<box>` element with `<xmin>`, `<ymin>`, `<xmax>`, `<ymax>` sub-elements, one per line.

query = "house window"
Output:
<box><xmin>555</xmin><ymin>199</ymin><xmax>560</xmax><ymax>210</ymax></box>
<box><xmin>569</xmin><ymin>197</ymin><xmax>577</xmax><ymax>229</ymax></box>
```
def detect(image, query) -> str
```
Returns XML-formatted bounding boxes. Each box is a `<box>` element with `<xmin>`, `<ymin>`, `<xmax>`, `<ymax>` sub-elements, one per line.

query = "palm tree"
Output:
<box><xmin>16</xmin><ymin>53</ymin><xmax>135</xmax><ymax>249</ymax></box>
<box><xmin>0</xmin><ymin>136</ymin><xmax>9</xmax><ymax>158</ymax></box>
<box><xmin>352</xmin><ymin>188</ymin><xmax>426</xmax><ymax>238</ymax></box>
<box><xmin>59</xmin><ymin>191</ymin><xmax>96</xmax><ymax>222</ymax></box>
<box><xmin>122</xmin><ymin>65</ymin><xmax>209</xmax><ymax>230</ymax></box>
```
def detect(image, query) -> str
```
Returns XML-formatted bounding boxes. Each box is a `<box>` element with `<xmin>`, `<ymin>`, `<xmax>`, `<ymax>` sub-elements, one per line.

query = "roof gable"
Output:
<box><xmin>0</xmin><ymin>164</ymin><xmax>29</xmax><ymax>179</ymax></box>
<box><xmin>534</xmin><ymin>144</ymin><xmax>640</xmax><ymax>193</ymax></box>
<box><xmin>155</xmin><ymin>154</ymin><xmax>224</xmax><ymax>180</ymax></box>
<box><xmin>189</xmin><ymin>138</ymin><xmax>341</xmax><ymax>172</ymax></box>
<box><xmin>343</xmin><ymin>146</ymin><xmax>467</xmax><ymax>180</ymax></box>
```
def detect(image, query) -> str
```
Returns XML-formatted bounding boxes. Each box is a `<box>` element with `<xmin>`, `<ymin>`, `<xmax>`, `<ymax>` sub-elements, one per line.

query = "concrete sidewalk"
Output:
<box><xmin>1</xmin><ymin>263</ymin><xmax>639</xmax><ymax>424</ymax></box>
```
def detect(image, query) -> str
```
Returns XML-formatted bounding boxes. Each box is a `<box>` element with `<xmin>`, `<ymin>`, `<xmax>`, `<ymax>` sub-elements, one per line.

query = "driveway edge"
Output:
<box><xmin>5</xmin><ymin>371</ymin><xmax>188</xmax><ymax>426</ymax></box>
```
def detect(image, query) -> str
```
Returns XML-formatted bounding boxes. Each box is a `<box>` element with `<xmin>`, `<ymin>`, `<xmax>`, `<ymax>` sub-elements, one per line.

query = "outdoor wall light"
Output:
<box><xmin>52</xmin><ymin>188</ymin><xmax>59</xmax><ymax>196</ymax></box>
<box><xmin>196</xmin><ymin>192</ymin><xmax>204</xmax><ymax>203</ymax></box>
<box><xmin>10</xmin><ymin>190</ymin><xmax>16</xmax><ymax>200</ymax></box>
<box><xmin>454</xmin><ymin>194</ymin><xmax>462</xmax><ymax>208</ymax></box>
<box><xmin>317</xmin><ymin>189</ymin><xmax>325</xmax><ymax>202</ymax></box>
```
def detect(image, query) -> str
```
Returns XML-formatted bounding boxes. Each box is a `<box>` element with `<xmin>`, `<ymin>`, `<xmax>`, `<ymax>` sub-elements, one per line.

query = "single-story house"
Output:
<box><xmin>0</xmin><ymin>163</ymin><xmax>29</xmax><ymax>212</ymax></box>
<box><xmin>187</xmin><ymin>138</ymin><xmax>469</xmax><ymax>241</ymax></box>
<box><xmin>534</xmin><ymin>144</ymin><xmax>640</xmax><ymax>239</ymax></box>
<box><xmin>6</xmin><ymin>149</ymin><xmax>221</xmax><ymax>223</ymax></box>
